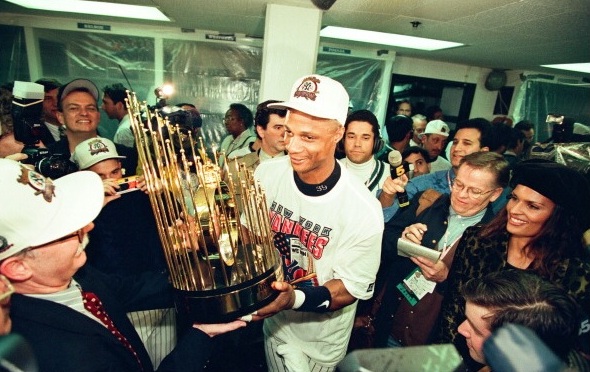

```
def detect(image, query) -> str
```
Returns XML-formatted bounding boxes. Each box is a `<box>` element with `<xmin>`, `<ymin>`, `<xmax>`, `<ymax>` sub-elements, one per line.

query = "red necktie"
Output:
<box><xmin>82</xmin><ymin>291</ymin><xmax>143</xmax><ymax>370</ymax></box>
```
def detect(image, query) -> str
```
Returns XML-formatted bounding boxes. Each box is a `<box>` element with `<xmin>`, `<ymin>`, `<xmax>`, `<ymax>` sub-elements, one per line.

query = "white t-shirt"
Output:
<box><xmin>429</xmin><ymin>155</ymin><xmax>452</xmax><ymax>173</ymax></box>
<box><xmin>219</xmin><ymin>129</ymin><xmax>256</xmax><ymax>160</ymax></box>
<box><xmin>253</xmin><ymin>156</ymin><xmax>383</xmax><ymax>366</ymax></box>
<box><xmin>113</xmin><ymin>114</ymin><xmax>135</xmax><ymax>148</ymax></box>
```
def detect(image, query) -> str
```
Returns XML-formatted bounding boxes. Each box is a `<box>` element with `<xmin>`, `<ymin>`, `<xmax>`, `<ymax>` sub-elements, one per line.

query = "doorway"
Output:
<box><xmin>388</xmin><ymin>74</ymin><xmax>476</xmax><ymax>128</ymax></box>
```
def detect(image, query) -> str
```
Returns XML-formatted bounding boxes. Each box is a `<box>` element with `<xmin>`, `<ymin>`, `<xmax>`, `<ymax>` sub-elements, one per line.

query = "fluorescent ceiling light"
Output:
<box><xmin>320</xmin><ymin>26</ymin><xmax>463</xmax><ymax>51</ymax></box>
<box><xmin>5</xmin><ymin>0</ymin><xmax>170</xmax><ymax>21</ymax></box>
<box><xmin>541</xmin><ymin>63</ymin><xmax>590</xmax><ymax>74</ymax></box>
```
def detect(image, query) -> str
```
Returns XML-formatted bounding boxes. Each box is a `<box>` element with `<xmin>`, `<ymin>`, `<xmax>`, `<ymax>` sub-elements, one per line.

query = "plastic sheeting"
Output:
<box><xmin>1</xmin><ymin>25</ymin><xmax>388</xmax><ymax>149</ymax></box>
<box><xmin>163</xmin><ymin>40</ymin><xmax>262</xmax><ymax>150</ymax></box>
<box><xmin>512</xmin><ymin>79</ymin><xmax>590</xmax><ymax>143</ymax></box>
<box><xmin>163</xmin><ymin>43</ymin><xmax>386</xmax><ymax>149</ymax></box>
<box><xmin>0</xmin><ymin>25</ymin><xmax>30</xmax><ymax>85</ymax></box>
<box><xmin>31</xmin><ymin>28</ymin><xmax>155</xmax><ymax>140</ymax></box>
<box><xmin>316</xmin><ymin>54</ymin><xmax>385</xmax><ymax>114</ymax></box>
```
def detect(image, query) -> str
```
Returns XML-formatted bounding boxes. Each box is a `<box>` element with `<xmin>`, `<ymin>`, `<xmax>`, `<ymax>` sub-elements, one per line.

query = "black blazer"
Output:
<box><xmin>10</xmin><ymin>266</ymin><xmax>212</xmax><ymax>372</ymax></box>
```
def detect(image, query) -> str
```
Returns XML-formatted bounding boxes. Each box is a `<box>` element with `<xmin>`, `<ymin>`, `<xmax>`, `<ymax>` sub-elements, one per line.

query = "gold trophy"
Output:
<box><xmin>127</xmin><ymin>92</ymin><xmax>282</xmax><ymax>323</ymax></box>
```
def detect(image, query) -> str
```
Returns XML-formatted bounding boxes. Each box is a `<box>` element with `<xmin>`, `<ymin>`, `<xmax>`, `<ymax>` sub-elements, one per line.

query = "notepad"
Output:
<box><xmin>397</xmin><ymin>238</ymin><xmax>441</xmax><ymax>262</ymax></box>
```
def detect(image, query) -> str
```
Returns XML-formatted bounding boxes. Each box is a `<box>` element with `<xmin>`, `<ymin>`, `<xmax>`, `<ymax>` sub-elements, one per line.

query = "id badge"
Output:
<box><xmin>397</xmin><ymin>268</ymin><xmax>436</xmax><ymax>305</ymax></box>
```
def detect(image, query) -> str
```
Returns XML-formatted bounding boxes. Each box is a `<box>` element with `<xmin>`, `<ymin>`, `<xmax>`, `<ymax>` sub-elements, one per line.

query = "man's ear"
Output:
<box><xmin>0</xmin><ymin>256</ymin><xmax>32</xmax><ymax>282</ymax></box>
<box><xmin>480</xmin><ymin>146</ymin><xmax>490</xmax><ymax>152</ymax></box>
<box><xmin>255</xmin><ymin>125</ymin><xmax>264</xmax><ymax>139</ymax></box>
<box><xmin>334</xmin><ymin>125</ymin><xmax>345</xmax><ymax>143</ymax></box>
<box><xmin>57</xmin><ymin>111</ymin><xmax>65</xmax><ymax>126</ymax></box>
<box><xmin>489</xmin><ymin>187</ymin><xmax>504</xmax><ymax>203</ymax></box>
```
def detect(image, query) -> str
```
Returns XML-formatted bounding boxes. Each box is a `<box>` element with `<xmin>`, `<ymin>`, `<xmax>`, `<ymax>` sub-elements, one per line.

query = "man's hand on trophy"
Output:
<box><xmin>249</xmin><ymin>281</ymin><xmax>295</xmax><ymax>321</ymax></box>
<box><xmin>192</xmin><ymin>320</ymin><xmax>247</xmax><ymax>338</ymax></box>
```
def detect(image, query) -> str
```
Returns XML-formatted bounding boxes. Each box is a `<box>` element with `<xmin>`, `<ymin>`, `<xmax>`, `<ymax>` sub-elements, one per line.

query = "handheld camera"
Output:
<box><xmin>116</xmin><ymin>175</ymin><xmax>139</xmax><ymax>194</ymax></box>
<box><xmin>11</xmin><ymin>81</ymin><xmax>45</xmax><ymax>146</ymax></box>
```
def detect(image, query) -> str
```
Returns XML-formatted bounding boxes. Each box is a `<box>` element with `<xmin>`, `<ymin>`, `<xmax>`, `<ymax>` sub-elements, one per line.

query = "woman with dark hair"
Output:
<box><xmin>438</xmin><ymin>159</ymin><xmax>590</xmax><ymax>369</ymax></box>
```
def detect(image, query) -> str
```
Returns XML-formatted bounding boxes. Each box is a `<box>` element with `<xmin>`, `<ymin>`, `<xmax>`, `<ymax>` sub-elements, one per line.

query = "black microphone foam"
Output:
<box><xmin>387</xmin><ymin>150</ymin><xmax>410</xmax><ymax>208</ymax></box>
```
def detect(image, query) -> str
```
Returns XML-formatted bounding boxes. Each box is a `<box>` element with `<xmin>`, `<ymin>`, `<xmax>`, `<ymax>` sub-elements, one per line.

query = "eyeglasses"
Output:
<box><xmin>29</xmin><ymin>229</ymin><xmax>85</xmax><ymax>250</ymax></box>
<box><xmin>0</xmin><ymin>275</ymin><xmax>14</xmax><ymax>304</ymax></box>
<box><xmin>451</xmin><ymin>179</ymin><xmax>497</xmax><ymax>199</ymax></box>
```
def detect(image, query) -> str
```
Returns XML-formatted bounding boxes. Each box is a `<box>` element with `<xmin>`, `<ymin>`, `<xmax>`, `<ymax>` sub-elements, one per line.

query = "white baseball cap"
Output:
<box><xmin>268</xmin><ymin>74</ymin><xmax>349</xmax><ymax>125</ymax></box>
<box><xmin>71</xmin><ymin>137</ymin><xmax>125</xmax><ymax>170</ymax></box>
<box><xmin>0</xmin><ymin>159</ymin><xmax>104</xmax><ymax>260</ymax></box>
<box><xmin>422</xmin><ymin>120</ymin><xmax>450</xmax><ymax>137</ymax></box>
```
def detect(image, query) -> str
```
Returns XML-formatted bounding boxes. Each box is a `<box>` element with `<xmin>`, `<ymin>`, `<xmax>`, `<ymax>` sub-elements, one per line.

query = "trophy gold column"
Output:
<box><xmin>126</xmin><ymin>92</ymin><xmax>282</xmax><ymax>323</ymax></box>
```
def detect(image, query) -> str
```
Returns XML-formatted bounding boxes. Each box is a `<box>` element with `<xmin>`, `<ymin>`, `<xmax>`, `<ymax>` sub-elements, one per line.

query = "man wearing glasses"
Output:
<box><xmin>380</xmin><ymin>118</ymin><xmax>509</xmax><ymax>221</ymax></box>
<box><xmin>375</xmin><ymin>152</ymin><xmax>509</xmax><ymax>348</ymax></box>
<box><xmin>0</xmin><ymin>158</ymin><xmax>245</xmax><ymax>371</ymax></box>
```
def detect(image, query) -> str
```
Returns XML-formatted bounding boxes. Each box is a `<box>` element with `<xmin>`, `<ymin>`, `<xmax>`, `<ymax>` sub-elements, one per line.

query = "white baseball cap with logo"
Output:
<box><xmin>0</xmin><ymin>159</ymin><xmax>104</xmax><ymax>260</ymax></box>
<box><xmin>268</xmin><ymin>74</ymin><xmax>349</xmax><ymax>125</ymax></box>
<box><xmin>71</xmin><ymin>137</ymin><xmax>126</xmax><ymax>170</ymax></box>
<box><xmin>422</xmin><ymin>119</ymin><xmax>450</xmax><ymax>138</ymax></box>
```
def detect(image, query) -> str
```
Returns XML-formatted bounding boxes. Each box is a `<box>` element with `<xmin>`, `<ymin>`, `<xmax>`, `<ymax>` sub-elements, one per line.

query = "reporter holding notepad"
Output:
<box><xmin>373</xmin><ymin>152</ymin><xmax>509</xmax><ymax>348</ymax></box>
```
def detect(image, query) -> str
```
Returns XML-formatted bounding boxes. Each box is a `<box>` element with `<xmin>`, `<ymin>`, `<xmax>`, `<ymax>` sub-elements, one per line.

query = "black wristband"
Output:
<box><xmin>293</xmin><ymin>286</ymin><xmax>332</xmax><ymax>313</ymax></box>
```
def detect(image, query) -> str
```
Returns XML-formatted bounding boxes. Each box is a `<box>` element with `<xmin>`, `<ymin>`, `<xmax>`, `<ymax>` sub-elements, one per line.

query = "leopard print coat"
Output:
<box><xmin>437</xmin><ymin>226</ymin><xmax>590</xmax><ymax>345</ymax></box>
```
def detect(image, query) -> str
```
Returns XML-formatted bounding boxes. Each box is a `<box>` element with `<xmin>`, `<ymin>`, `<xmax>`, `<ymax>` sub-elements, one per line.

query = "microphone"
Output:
<box><xmin>387</xmin><ymin>150</ymin><xmax>410</xmax><ymax>208</ymax></box>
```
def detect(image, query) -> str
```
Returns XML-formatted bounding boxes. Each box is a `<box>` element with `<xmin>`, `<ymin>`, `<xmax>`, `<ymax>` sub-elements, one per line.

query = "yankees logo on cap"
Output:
<box><xmin>268</xmin><ymin>74</ymin><xmax>350</xmax><ymax>125</ymax></box>
<box><xmin>293</xmin><ymin>76</ymin><xmax>321</xmax><ymax>101</ymax></box>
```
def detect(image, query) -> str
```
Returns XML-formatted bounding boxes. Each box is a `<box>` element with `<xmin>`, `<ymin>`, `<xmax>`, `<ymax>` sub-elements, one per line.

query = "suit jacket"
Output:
<box><xmin>37</xmin><ymin>123</ymin><xmax>57</xmax><ymax>146</ymax></box>
<box><xmin>10</xmin><ymin>266</ymin><xmax>212</xmax><ymax>372</ymax></box>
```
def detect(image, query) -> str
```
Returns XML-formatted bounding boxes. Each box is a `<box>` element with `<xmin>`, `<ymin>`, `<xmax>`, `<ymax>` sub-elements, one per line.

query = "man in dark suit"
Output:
<box><xmin>34</xmin><ymin>78</ymin><xmax>63</xmax><ymax>146</ymax></box>
<box><xmin>0</xmin><ymin>158</ymin><xmax>245</xmax><ymax>372</ymax></box>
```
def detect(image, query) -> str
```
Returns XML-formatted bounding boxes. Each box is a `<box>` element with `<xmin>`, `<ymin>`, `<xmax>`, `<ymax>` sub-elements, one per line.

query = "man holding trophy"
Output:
<box><xmin>248</xmin><ymin>75</ymin><xmax>384</xmax><ymax>372</ymax></box>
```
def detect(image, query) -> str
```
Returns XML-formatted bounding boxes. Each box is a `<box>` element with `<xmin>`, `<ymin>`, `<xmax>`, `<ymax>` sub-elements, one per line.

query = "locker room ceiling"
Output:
<box><xmin>1</xmin><ymin>0</ymin><xmax>589</xmax><ymax>78</ymax></box>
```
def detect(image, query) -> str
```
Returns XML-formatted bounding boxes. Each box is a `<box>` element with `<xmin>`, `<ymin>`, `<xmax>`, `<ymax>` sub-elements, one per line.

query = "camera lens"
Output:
<box><xmin>36</xmin><ymin>156</ymin><xmax>79</xmax><ymax>179</ymax></box>
<box><xmin>21</xmin><ymin>146</ymin><xmax>50</xmax><ymax>165</ymax></box>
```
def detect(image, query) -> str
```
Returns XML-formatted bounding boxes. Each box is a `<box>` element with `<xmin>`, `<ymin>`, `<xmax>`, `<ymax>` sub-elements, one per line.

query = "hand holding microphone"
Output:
<box><xmin>387</xmin><ymin>150</ymin><xmax>411</xmax><ymax>208</ymax></box>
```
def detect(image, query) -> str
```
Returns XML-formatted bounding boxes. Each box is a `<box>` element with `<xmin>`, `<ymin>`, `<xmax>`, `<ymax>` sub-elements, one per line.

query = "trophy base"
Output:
<box><xmin>174</xmin><ymin>266</ymin><xmax>280</xmax><ymax>323</ymax></box>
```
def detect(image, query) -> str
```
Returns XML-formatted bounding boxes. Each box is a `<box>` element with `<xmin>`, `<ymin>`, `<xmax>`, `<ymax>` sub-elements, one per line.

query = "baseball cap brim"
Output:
<box><xmin>268</xmin><ymin>100</ymin><xmax>347</xmax><ymax>125</ymax></box>
<box><xmin>0</xmin><ymin>160</ymin><xmax>104</xmax><ymax>259</ymax></box>
<box><xmin>268</xmin><ymin>101</ymin><xmax>329</xmax><ymax>120</ymax></box>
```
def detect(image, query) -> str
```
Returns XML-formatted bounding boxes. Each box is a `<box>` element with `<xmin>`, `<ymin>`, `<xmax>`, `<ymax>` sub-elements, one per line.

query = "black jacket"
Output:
<box><xmin>10</xmin><ymin>266</ymin><xmax>212</xmax><ymax>372</ymax></box>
